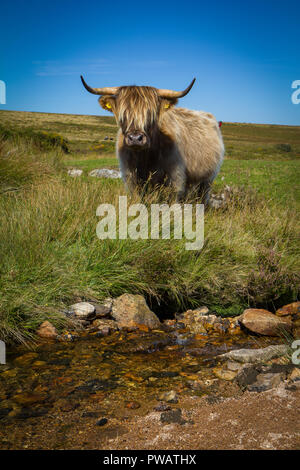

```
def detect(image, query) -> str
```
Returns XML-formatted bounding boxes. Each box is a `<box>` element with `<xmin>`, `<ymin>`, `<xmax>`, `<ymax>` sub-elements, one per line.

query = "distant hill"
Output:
<box><xmin>0</xmin><ymin>109</ymin><xmax>299</xmax><ymax>160</ymax></box>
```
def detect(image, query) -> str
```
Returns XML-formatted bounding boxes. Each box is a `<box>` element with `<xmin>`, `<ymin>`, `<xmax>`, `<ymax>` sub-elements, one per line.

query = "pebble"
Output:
<box><xmin>154</xmin><ymin>403</ymin><xmax>172</xmax><ymax>412</ymax></box>
<box><xmin>158</xmin><ymin>390</ymin><xmax>178</xmax><ymax>403</ymax></box>
<box><xmin>213</xmin><ymin>368</ymin><xmax>237</xmax><ymax>381</ymax></box>
<box><xmin>69</xmin><ymin>302</ymin><xmax>95</xmax><ymax>319</ymax></box>
<box><xmin>125</xmin><ymin>401</ymin><xmax>141</xmax><ymax>410</ymax></box>
<box><xmin>160</xmin><ymin>409</ymin><xmax>185</xmax><ymax>425</ymax></box>
<box><xmin>247</xmin><ymin>372</ymin><xmax>285</xmax><ymax>392</ymax></box>
<box><xmin>68</xmin><ymin>169</ymin><xmax>83</xmax><ymax>177</ymax></box>
<box><xmin>96</xmin><ymin>418</ymin><xmax>108</xmax><ymax>426</ymax></box>
<box><xmin>36</xmin><ymin>321</ymin><xmax>58</xmax><ymax>340</ymax></box>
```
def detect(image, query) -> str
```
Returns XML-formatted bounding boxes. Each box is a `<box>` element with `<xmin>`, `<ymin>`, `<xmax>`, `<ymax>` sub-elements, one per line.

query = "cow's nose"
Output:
<box><xmin>127</xmin><ymin>132</ymin><xmax>146</xmax><ymax>146</ymax></box>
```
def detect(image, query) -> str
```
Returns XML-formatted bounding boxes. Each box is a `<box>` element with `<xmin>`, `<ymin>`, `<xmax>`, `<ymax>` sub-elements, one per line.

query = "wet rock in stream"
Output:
<box><xmin>158</xmin><ymin>390</ymin><xmax>178</xmax><ymax>403</ymax></box>
<box><xmin>0</xmin><ymin>408</ymin><xmax>12</xmax><ymax>419</ymax></box>
<box><xmin>15</xmin><ymin>407</ymin><xmax>50</xmax><ymax>420</ymax></box>
<box><xmin>218</xmin><ymin>344</ymin><xmax>289</xmax><ymax>364</ymax></box>
<box><xmin>71</xmin><ymin>379</ymin><xmax>117</xmax><ymax>395</ymax></box>
<box><xmin>112</xmin><ymin>332</ymin><xmax>173</xmax><ymax>354</ymax></box>
<box><xmin>96</xmin><ymin>417</ymin><xmax>108</xmax><ymax>426</ymax></box>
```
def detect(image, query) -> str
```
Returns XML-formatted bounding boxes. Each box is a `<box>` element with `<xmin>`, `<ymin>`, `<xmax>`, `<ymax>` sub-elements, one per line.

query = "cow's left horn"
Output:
<box><xmin>157</xmin><ymin>78</ymin><xmax>196</xmax><ymax>99</ymax></box>
<box><xmin>81</xmin><ymin>76</ymin><xmax>119</xmax><ymax>95</ymax></box>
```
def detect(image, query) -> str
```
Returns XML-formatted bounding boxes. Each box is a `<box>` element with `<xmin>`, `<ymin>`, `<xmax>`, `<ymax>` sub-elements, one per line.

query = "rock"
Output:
<box><xmin>36</xmin><ymin>321</ymin><xmax>58</xmax><ymax>339</ymax></box>
<box><xmin>114</xmin><ymin>333</ymin><xmax>172</xmax><ymax>354</ymax></box>
<box><xmin>228</xmin><ymin>318</ymin><xmax>243</xmax><ymax>336</ymax></box>
<box><xmin>163</xmin><ymin>319</ymin><xmax>177</xmax><ymax>328</ymax></box>
<box><xmin>276</xmin><ymin>302</ymin><xmax>300</xmax><ymax>317</ymax></box>
<box><xmin>188</xmin><ymin>381</ymin><xmax>207</xmax><ymax>393</ymax></box>
<box><xmin>14</xmin><ymin>352</ymin><xmax>38</xmax><ymax>366</ymax></box>
<box><xmin>195</xmin><ymin>306</ymin><xmax>209</xmax><ymax>315</ymax></box>
<box><xmin>111</xmin><ymin>294</ymin><xmax>160</xmax><ymax>330</ymax></box>
<box><xmin>158</xmin><ymin>390</ymin><xmax>178</xmax><ymax>403</ymax></box>
<box><xmin>16</xmin><ymin>407</ymin><xmax>49</xmax><ymax>419</ymax></box>
<box><xmin>0</xmin><ymin>408</ymin><xmax>12</xmax><ymax>420</ymax></box>
<box><xmin>219</xmin><ymin>345</ymin><xmax>289</xmax><ymax>363</ymax></box>
<box><xmin>32</xmin><ymin>360</ymin><xmax>47</xmax><ymax>368</ymax></box>
<box><xmin>58</xmin><ymin>332</ymin><xmax>77</xmax><ymax>342</ymax></box>
<box><xmin>209</xmin><ymin>197</ymin><xmax>224</xmax><ymax>209</ymax></box>
<box><xmin>286</xmin><ymin>381</ymin><xmax>300</xmax><ymax>391</ymax></box>
<box><xmin>174</xmin><ymin>332</ymin><xmax>193</xmax><ymax>346</ymax></box>
<box><xmin>125</xmin><ymin>401</ymin><xmax>141</xmax><ymax>410</ymax></box>
<box><xmin>93</xmin><ymin>304</ymin><xmax>112</xmax><ymax>318</ymax></box>
<box><xmin>209</xmin><ymin>186</ymin><xmax>233</xmax><ymax>209</ymax></box>
<box><xmin>96</xmin><ymin>418</ymin><xmax>108</xmax><ymax>426</ymax></box>
<box><xmin>58</xmin><ymin>399</ymin><xmax>79</xmax><ymax>412</ymax></box>
<box><xmin>247</xmin><ymin>372</ymin><xmax>285</xmax><ymax>392</ymax></box>
<box><xmin>82</xmin><ymin>411</ymin><xmax>103</xmax><ymax>418</ymax></box>
<box><xmin>293</xmin><ymin>326</ymin><xmax>300</xmax><ymax>339</ymax></box>
<box><xmin>67</xmin><ymin>169</ymin><xmax>83</xmax><ymax>177</ymax></box>
<box><xmin>286</xmin><ymin>367</ymin><xmax>300</xmax><ymax>391</ymax></box>
<box><xmin>226</xmin><ymin>360</ymin><xmax>244</xmax><ymax>371</ymax></box>
<box><xmin>13</xmin><ymin>392</ymin><xmax>47</xmax><ymax>406</ymax></box>
<box><xmin>154</xmin><ymin>403</ymin><xmax>172</xmax><ymax>412</ymax></box>
<box><xmin>213</xmin><ymin>367</ymin><xmax>237</xmax><ymax>381</ymax></box>
<box><xmin>239</xmin><ymin>308</ymin><xmax>292</xmax><ymax>336</ymax></box>
<box><xmin>181</xmin><ymin>309</ymin><xmax>229</xmax><ymax>335</ymax></box>
<box><xmin>92</xmin><ymin>319</ymin><xmax>118</xmax><ymax>336</ymax></box>
<box><xmin>289</xmin><ymin>368</ymin><xmax>300</xmax><ymax>381</ymax></box>
<box><xmin>235</xmin><ymin>365</ymin><xmax>261</xmax><ymax>389</ymax></box>
<box><xmin>72</xmin><ymin>379</ymin><xmax>117</xmax><ymax>394</ymax></box>
<box><xmin>89</xmin><ymin>169</ymin><xmax>121</xmax><ymax>179</ymax></box>
<box><xmin>69</xmin><ymin>302</ymin><xmax>95</xmax><ymax>319</ymax></box>
<box><xmin>160</xmin><ymin>408</ymin><xmax>186</xmax><ymax>425</ymax></box>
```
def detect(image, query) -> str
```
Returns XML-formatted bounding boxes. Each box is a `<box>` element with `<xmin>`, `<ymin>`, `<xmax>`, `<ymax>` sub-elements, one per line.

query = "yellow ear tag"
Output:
<box><xmin>164</xmin><ymin>103</ymin><xmax>170</xmax><ymax>109</ymax></box>
<box><xmin>106</xmin><ymin>103</ymin><xmax>112</xmax><ymax>109</ymax></box>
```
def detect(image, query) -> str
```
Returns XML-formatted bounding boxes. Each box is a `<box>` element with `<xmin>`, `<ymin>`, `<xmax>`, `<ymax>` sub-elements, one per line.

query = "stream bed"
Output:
<box><xmin>0</xmin><ymin>325</ymin><xmax>283</xmax><ymax>449</ymax></box>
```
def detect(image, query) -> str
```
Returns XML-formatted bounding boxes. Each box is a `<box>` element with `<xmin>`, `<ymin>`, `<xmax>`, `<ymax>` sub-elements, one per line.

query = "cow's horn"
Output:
<box><xmin>157</xmin><ymin>78</ymin><xmax>196</xmax><ymax>99</ymax></box>
<box><xmin>80</xmin><ymin>76</ymin><xmax>119</xmax><ymax>95</ymax></box>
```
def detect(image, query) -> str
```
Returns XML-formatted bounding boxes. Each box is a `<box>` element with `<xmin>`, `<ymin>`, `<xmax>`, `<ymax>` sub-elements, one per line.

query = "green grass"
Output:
<box><xmin>66</xmin><ymin>157</ymin><xmax>118</xmax><ymax>172</ymax></box>
<box><xmin>215</xmin><ymin>160</ymin><xmax>300</xmax><ymax>206</ymax></box>
<box><xmin>0</xmin><ymin>111</ymin><xmax>299</xmax><ymax>345</ymax></box>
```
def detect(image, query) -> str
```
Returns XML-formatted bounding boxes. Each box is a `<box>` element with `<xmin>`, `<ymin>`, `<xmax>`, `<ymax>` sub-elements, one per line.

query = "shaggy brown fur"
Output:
<box><xmin>98</xmin><ymin>85</ymin><xmax>224</xmax><ymax>203</ymax></box>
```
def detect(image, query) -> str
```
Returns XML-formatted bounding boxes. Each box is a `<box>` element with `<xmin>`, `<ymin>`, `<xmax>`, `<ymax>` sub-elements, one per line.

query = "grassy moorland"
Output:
<box><xmin>0</xmin><ymin>109</ymin><xmax>299</xmax><ymax>344</ymax></box>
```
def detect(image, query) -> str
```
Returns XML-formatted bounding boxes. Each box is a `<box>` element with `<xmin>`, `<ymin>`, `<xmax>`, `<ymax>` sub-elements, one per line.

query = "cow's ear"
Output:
<box><xmin>99</xmin><ymin>96</ymin><xmax>115</xmax><ymax>113</ymax></box>
<box><xmin>161</xmin><ymin>98</ymin><xmax>178</xmax><ymax>110</ymax></box>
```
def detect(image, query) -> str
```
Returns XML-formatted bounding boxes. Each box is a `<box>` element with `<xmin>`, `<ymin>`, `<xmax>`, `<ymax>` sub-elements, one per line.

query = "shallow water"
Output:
<box><xmin>0</xmin><ymin>326</ymin><xmax>281</xmax><ymax>449</ymax></box>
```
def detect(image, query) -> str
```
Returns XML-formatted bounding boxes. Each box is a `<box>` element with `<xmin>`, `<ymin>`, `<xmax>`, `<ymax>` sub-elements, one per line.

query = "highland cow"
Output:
<box><xmin>81</xmin><ymin>76</ymin><xmax>224</xmax><ymax>204</ymax></box>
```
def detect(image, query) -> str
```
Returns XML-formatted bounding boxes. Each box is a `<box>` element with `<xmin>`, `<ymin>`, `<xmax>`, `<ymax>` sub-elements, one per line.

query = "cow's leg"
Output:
<box><xmin>196</xmin><ymin>181</ymin><xmax>212</xmax><ymax>207</ymax></box>
<box><xmin>119</xmin><ymin>156</ymin><xmax>137</xmax><ymax>193</ymax></box>
<box><xmin>169</xmin><ymin>164</ymin><xmax>187</xmax><ymax>201</ymax></box>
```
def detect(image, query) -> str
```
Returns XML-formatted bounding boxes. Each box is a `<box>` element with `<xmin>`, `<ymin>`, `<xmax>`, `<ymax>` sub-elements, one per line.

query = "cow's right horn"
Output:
<box><xmin>157</xmin><ymin>78</ymin><xmax>196</xmax><ymax>99</ymax></box>
<box><xmin>81</xmin><ymin>76</ymin><xmax>119</xmax><ymax>95</ymax></box>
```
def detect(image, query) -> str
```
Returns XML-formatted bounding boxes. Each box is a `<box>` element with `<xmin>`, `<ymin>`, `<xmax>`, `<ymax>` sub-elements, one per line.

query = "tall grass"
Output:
<box><xmin>0</xmin><ymin>138</ymin><xmax>299</xmax><ymax>343</ymax></box>
<box><xmin>0</xmin><ymin>139</ymin><xmax>63</xmax><ymax>194</ymax></box>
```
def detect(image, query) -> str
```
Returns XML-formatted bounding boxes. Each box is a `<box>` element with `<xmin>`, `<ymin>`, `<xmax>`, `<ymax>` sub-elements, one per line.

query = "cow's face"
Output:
<box><xmin>80</xmin><ymin>76</ymin><xmax>196</xmax><ymax>150</ymax></box>
<box><xmin>99</xmin><ymin>87</ymin><xmax>176</xmax><ymax>150</ymax></box>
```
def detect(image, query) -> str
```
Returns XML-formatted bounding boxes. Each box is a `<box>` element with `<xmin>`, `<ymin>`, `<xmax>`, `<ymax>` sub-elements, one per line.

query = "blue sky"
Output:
<box><xmin>0</xmin><ymin>0</ymin><xmax>299</xmax><ymax>124</ymax></box>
